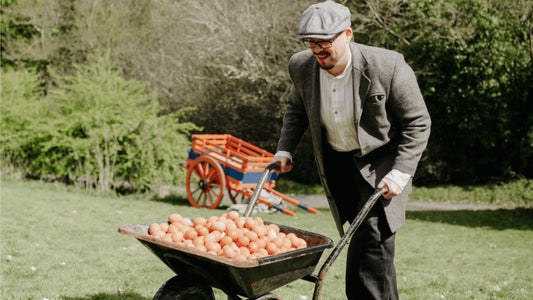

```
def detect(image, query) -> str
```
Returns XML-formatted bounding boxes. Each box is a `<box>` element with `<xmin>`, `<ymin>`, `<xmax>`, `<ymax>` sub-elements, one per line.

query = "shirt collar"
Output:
<box><xmin>320</xmin><ymin>51</ymin><xmax>352</xmax><ymax>79</ymax></box>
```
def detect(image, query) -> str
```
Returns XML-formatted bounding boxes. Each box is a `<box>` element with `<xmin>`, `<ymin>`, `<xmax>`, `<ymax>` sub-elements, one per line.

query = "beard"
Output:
<box><xmin>313</xmin><ymin>51</ymin><xmax>335</xmax><ymax>70</ymax></box>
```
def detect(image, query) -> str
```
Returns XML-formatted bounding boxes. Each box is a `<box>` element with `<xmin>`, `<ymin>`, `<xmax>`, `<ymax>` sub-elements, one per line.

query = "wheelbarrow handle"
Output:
<box><xmin>311</xmin><ymin>186</ymin><xmax>388</xmax><ymax>300</ymax></box>
<box><xmin>243</xmin><ymin>162</ymin><xmax>281</xmax><ymax>218</ymax></box>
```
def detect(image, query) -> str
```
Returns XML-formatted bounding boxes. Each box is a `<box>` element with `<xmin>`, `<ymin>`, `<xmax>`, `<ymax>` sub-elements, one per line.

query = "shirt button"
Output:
<box><xmin>334</xmin><ymin>110</ymin><xmax>338</xmax><ymax>115</ymax></box>
<box><xmin>332</xmin><ymin>89</ymin><xmax>336</xmax><ymax>92</ymax></box>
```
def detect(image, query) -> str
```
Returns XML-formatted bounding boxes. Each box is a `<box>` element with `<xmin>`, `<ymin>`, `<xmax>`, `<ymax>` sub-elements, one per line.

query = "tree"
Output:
<box><xmin>346</xmin><ymin>0</ymin><xmax>533</xmax><ymax>184</ymax></box>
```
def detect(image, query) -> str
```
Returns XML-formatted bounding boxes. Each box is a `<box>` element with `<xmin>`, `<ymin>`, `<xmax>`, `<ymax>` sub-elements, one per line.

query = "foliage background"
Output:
<box><xmin>1</xmin><ymin>0</ymin><xmax>532</xmax><ymax>191</ymax></box>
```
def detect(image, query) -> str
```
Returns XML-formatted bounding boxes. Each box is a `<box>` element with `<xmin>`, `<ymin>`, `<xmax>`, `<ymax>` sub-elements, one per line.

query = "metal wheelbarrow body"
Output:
<box><xmin>118</xmin><ymin>163</ymin><xmax>386</xmax><ymax>299</ymax></box>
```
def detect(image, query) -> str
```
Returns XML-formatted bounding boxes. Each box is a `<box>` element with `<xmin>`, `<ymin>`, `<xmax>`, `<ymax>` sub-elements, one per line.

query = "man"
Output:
<box><xmin>272</xmin><ymin>1</ymin><xmax>431</xmax><ymax>299</ymax></box>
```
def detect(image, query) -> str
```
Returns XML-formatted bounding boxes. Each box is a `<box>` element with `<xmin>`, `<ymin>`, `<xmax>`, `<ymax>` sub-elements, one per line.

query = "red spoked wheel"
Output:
<box><xmin>186</xmin><ymin>156</ymin><xmax>226</xmax><ymax>209</ymax></box>
<box><xmin>228</xmin><ymin>188</ymin><xmax>250</xmax><ymax>204</ymax></box>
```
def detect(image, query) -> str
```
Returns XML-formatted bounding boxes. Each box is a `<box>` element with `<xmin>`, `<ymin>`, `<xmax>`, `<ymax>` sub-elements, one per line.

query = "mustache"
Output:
<box><xmin>313</xmin><ymin>51</ymin><xmax>330</xmax><ymax>56</ymax></box>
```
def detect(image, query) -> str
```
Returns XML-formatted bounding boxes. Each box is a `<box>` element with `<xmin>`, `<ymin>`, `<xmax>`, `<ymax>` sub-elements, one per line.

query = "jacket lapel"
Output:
<box><xmin>302</xmin><ymin>57</ymin><xmax>322</xmax><ymax>142</ymax></box>
<box><xmin>351</xmin><ymin>43</ymin><xmax>370</xmax><ymax>126</ymax></box>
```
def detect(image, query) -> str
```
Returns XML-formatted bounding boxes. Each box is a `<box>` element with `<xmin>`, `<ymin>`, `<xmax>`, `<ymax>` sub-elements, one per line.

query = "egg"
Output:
<box><xmin>196</xmin><ymin>226</ymin><xmax>210</xmax><ymax>237</ymax></box>
<box><xmin>227</xmin><ymin>211</ymin><xmax>239</xmax><ymax>220</ymax></box>
<box><xmin>235</xmin><ymin>217</ymin><xmax>246</xmax><ymax>228</ymax></box>
<box><xmin>268</xmin><ymin>224</ymin><xmax>280</xmax><ymax>234</ymax></box>
<box><xmin>222</xmin><ymin>245</ymin><xmax>238</xmax><ymax>258</ymax></box>
<box><xmin>206</xmin><ymin>216</ymin><xmax>218</xmax><ymax>224</ymax></box>
<box><xmin>171</xmin><ymin>232</ymin><xmax>184</xmax><ymax>243</ymax></box>
<box><xmin>168</xmin><ymin>213</ymin><xmax>183</xmax><ymax>224</ymax></box>
<box><xmin>157</xmin><ymin>212</ymin><xmax>309</xmax><ymax>260</ymax></box>
<box><xmin>247</xmin><ymin>241</ymin><xmax>259</xmax><ymax>253</ymax></box>
<box><xmin>272</xmin><ymin>236</ymin><xmax>285</xmax><ymax>248</ymax></box>
<box><xmin>196</xmin><ymin>245</ymin><xmax>207</xmax><ymax>252</ymax></box>
<box><xmin>193</xmin><ymin>217</ymin><xmax>207</xmax><ymax>227</ymax></box>
<box><xmin>149</xmin><ymin>223</ymin><xmax>161</xmax><ymax>235</ymax></box>
<box><xmin>226</xmin><ymin>229</ymin><xmax>241</xmax><ymax>241</ymax></box>
<box><xmin>244</xmin><ymin>218</ymin><xmax>258</xmax><ymax>230</ymax></box>
<box><xmin>266</xmin><ymin>242</ymin><xmax>279</xmax><ymax>255</ymax></box>
<box><xmin>256</xmin><ymin>238</ymin><xmax>267</xmax><ymax>249</ymax></box>
<box><xmin>181</xmin><ymin>218</ymin><xmax>193</xmax><ymax>227</ymax></box>
<box><xmin>239</xmin><ymin>246</ymin><xmax>250</xmax><ymax>257</ymax></box>
<box><xmin>252</xmin><ymin>225</ymin><xmax>267</xmax><ymax>238</ymax></box>
<box><xmin>236</xmin><ymin>235</ymin><xmax>250</xmax><ymax>247</ymax></box>
<box><xmin>191</xmin><ymin>238</ymin><xmax>203</xmax><ymax>250</ymax></box>
<box><xmin>219</xmin><ymin>235</ymin><xmax>233</xmax><ymax>247</ymax></box>
<box><xmin>267</xmin><ymin>229</ymin><xmax>277</xmax><ymax>240</ymax></box>
<box><xmin>244</xmin><ymin>230</ymin><xmax>259</xmax><ymax>242</ymax></box>
<box><xmin>159</xmin><ymin>222</ymin><xmax>169</xmax><ymax>233</ymax></box>
<box><xmin>205</xmin><ymin>241</ymin><xmax>221</xmax><ymax>253</ymax></box>
<box><xmin>210</xmin><ymin>221</ymin><xmax>226</xmax><ymax>232</ymax></box>
<box><xmin>184</xmin><ymin>228</ymin><xmax>198</xmax><ymax>240</ymax></box>
<box><xmin>162</xmin><ymin>233</ymin><xmax>173</xmax><ymax>242</ymax></box>
<box><xmin>167</xmin><ymin>224</ymin><xmax>180</xmax><ymax>234</ymax></box>
<box><xmin>256</xmin><ymin>248</ymin><xmax>268</xmax><ymax>258</ymax></box>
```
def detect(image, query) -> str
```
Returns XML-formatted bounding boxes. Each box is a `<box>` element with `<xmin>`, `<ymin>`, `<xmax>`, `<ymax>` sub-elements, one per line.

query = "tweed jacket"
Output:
<box><xmin>277</xmin><ymin>42</ymin><xmax>431</xmax><ymax>235</ymax></box>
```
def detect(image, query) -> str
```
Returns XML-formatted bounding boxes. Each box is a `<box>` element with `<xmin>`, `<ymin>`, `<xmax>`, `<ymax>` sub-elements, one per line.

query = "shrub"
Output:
<box><xmin>1</xmin><ymin>55</ymin><xmax>200</xmax><ymax>192</ymax></box>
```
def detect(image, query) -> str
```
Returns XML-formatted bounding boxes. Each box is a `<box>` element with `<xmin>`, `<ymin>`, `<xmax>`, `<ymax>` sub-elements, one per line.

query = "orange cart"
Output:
<box><xmin>181</xmin><ymin>134</ymin><xmax>320</xmax><ymax>216</ymax></box>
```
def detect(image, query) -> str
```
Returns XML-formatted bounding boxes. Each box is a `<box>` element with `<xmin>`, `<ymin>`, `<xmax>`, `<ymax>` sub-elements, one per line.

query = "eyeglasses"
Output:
<box><xmin>302</xmin><ymin>31</ymin><xmax>344</xmax><ymax>49</ymax></box>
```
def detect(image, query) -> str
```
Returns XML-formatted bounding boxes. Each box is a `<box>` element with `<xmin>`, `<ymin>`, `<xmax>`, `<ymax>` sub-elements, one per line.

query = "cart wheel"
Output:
<box><xmin>186</xmin><ymin>156</ymin><xmax>226</xmax><ymax>209</ymax></box>
<box><xmin>227</xmin><ymin>189</ymin><xmax>249</xmax><ymax>204</ymax></box>
<box><xmin>153</xmin><ymin>275</ymin><xmax>214</xmax><ymax>300</ymax></box>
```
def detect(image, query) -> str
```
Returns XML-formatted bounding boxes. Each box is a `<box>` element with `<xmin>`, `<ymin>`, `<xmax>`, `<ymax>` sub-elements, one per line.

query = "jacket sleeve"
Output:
<box><xmin>388</xmin><ymin>55</ymin><xmax>431</xmax><ymax>175</ymax></box>
<box><xmin>276</xmin><ymin>56</ymin><xmax>310</xmax><ymax>154</ymax></box>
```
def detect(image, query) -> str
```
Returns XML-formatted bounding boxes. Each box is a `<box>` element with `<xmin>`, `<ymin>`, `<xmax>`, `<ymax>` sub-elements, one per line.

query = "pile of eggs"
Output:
<box><xmin>148</xmin><ymin>211</ymin><xmax>308</xmax><ymax>260</ymax></box>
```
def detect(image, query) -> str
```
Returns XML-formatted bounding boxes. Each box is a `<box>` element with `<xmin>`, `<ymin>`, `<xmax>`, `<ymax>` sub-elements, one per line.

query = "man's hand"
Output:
<box><xmin>377</xmin><ymin>177</ymin><xmax>402</xmax><ymax>199</ymax></box>
<box><xmin>272</xmin><ymin>156</ymin><xmax>294</xmax><ymax>174</ymax></box>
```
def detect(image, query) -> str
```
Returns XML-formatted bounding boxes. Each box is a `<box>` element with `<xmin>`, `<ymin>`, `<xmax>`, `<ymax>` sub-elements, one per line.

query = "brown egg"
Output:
<box><xmin>184</xmin><ymin>228</ymin><xmax>198</xmax><ymax>240</ymax></box>
<box><xmin>244</xmin><ymin>230</ymin><xmax>259</xmax><ymax>242</ymax></box>
<box><xmin>227</xmin><ymin>211</ymin><xmax>239</xmax><ymax>221</ymax></box>
<box><xmin>247</xmin><ymin>241</ymin><xmax>259</xmax><ymax>253</ymax></box>
<box><xmin>168</xmin><ymin>213</ymin><xmax>183</xmax><ymax>224</ymax></box>
<box><xmin>236</xmin><ymin>235</ymin><xmax>250</xmax><ymax>247</ymax></box>
<box><xmin>171</xmin><ymin>232</ymin><xmax>184</xmax><ymax>243</ymax></box>
<box><xmin>159</xmin><ymin>222</ymin><xmax>169</xmax><ymax>233</ymax></box>
<box><xmin>193</xmin><ymin>217</ymin><xmax>207</xmax><ymax>227</ymax></box>
<box><xmin>210</xmin><ymin>221</ymin><xmax>226</xmax><ymax>233</ymax></box>
<box><xmin>226</xmin><ymin>229</ymin><xmax>241</xmax><ymax>241</ymax></box>
<box><xmin>149</xmin><ymin>223</ymin><xmax>161</xmax><ymax>235</ymax></box>
<box><xmin>219</xmin><ymin>235</ymin><xmax>233</xmax><ymax>247</ymax></box>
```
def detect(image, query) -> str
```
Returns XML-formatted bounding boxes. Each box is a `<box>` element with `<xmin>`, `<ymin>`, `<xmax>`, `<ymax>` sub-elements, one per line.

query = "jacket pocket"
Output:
<box><xmin>367</xmin><ymin>93</ymin><xmax>386</xmax><ymax>104</ymax></box>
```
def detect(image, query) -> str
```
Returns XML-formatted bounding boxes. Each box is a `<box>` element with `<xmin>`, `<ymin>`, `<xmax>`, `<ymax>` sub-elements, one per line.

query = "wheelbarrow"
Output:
<box><xmin>118</xmin><ymin>163</ymin><xmax>387</xmax><ymax>299</ymax></box>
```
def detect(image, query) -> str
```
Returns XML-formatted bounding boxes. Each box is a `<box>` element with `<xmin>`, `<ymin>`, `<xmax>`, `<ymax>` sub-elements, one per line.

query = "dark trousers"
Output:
<box><xmin>323</xmin><ymin>144</ymin><xmax>399</xmax><ymax>300</ymax></box>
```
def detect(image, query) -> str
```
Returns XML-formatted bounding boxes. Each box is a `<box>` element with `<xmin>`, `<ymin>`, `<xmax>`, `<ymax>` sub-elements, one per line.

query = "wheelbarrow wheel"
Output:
<box><xmin>153</xmin><ymin>275</ymin><xmax>214</xmax><ymax>300</ymax></box>
<box><xmin>186</xmin><ymin>156</ymin><xmax>226</xmax><ymax>209</ymax></box>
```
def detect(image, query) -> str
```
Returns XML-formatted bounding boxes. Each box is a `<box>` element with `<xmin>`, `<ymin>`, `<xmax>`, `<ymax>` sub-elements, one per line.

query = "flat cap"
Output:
<box><xmin>298</xmin><ymin>0</ymin><xmax>351</xmax><ymax>40</ymax></box>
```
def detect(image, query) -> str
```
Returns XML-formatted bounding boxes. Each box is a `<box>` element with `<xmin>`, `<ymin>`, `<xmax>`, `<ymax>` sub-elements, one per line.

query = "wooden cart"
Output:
<box><xmin>181</xmin><ymin>134</ymin><xmax>319</xmax><ymax>216</ymax></box>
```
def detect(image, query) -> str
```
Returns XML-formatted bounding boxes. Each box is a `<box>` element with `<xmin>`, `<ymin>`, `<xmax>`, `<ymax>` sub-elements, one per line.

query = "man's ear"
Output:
<box><xmin>345</xmin><ymin>28</ymin><xmax>353</xmax><ymax>41</ymax></box>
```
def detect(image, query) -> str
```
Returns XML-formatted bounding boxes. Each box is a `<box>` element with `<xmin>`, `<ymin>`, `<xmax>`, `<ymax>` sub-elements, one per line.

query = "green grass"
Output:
<box><xmin>1</xmin><ymin>176</ymin><xmax>532</xmax><ymax>299</ymax></box>
<box><xmin>276</xmin><ymin>179</ymin><xmax>533</xmax><ymax>208</ymax></box>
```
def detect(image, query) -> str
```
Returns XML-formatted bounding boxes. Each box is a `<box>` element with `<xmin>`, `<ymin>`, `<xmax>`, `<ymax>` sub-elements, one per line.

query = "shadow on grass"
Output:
<box><xmin>151</xmin><ymin>192</ymin><xmax>190</xmax><ymax>206</ymax></box>
<box><xmin>406</xmin><ymin>208</ymin><xmax>533</xmax><ymax>230</ymax></box>
<box><xmin>61</xmin><ymin>292</ymin><xmax>150</xmax><ymax>300</ymax></box>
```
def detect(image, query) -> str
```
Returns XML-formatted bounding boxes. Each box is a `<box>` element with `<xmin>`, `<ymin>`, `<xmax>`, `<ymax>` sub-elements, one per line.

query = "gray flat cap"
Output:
<box><xmin>298</xmin><ymin>0</ymin><xmax>351</xmax><ymax>40</ymax></box>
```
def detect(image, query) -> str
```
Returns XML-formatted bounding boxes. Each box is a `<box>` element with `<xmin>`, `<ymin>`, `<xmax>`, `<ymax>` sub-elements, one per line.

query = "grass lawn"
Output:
<box><xmin>1</xmin><ymin>176</ymin><xmax>532</xmax><ymax>299</ymax></box>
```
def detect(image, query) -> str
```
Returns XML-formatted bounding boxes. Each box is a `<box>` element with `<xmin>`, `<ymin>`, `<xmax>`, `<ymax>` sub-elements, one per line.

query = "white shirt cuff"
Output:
<box><xmin>385</xmin><ymin>169</ymin><xmax>411</xmax><ymax>190</ymax></box>
<box><xmin>274</xmin><ymin>151</ymin><xmax>293</xmax><ymax>162</ymax></box>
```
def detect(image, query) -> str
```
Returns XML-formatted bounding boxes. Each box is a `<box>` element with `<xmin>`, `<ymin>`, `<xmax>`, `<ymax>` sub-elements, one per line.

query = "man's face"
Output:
<box><xmin>306</xmin><ymin>30</ymin><xmax>352</xmax><ymax>72</ymax></box>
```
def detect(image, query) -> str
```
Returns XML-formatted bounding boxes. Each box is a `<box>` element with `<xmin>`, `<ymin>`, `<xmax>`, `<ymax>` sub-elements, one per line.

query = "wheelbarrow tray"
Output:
<box><xmin>119</xmin><ymin>222</ymin><xmax>333</xmax><ymax>298</ymax></box>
